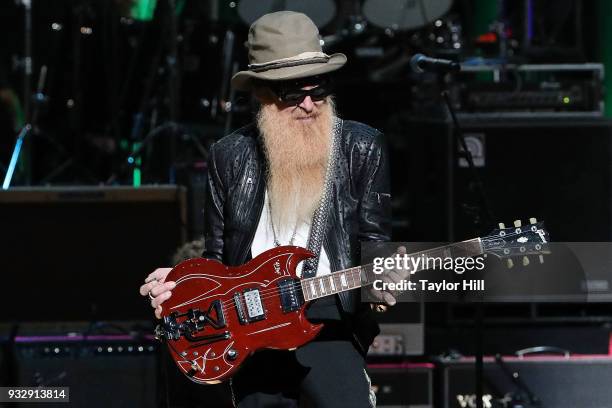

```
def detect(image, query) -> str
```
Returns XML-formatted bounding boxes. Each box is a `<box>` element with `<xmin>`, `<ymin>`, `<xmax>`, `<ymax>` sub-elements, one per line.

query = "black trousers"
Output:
<box><xmin>230</xmin><ymin>324</ymin><xmax>373</xmax><ymax>408</ymax></box>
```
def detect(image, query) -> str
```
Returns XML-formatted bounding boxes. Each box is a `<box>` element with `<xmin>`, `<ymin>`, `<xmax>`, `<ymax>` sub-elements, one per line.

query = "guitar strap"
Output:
<box><xmin>301</xmin><ymin>117</ymin><xmax>342</xmax><ymax>278</ymax></box>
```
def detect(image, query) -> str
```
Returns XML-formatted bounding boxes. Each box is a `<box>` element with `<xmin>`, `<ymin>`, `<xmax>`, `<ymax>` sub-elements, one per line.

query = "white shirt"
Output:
<box><xmin>251</xmin><ymin>192</ymin><xmax>331</xmax><ymax>277</ymax></box>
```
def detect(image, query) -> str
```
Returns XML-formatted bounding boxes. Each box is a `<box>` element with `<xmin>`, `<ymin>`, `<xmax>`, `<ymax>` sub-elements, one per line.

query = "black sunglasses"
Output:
<box><xmin>269</xmin><ymin>76</ymin><xmax>334</xmax><ymax>104</ymax></box>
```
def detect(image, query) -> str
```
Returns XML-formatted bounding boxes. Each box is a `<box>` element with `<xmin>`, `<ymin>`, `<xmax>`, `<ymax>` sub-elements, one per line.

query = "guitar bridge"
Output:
<box><xmin>155</xmin><ymin>300</ymin><xmax>227</xmax><ymax>342</ymax></box>
<box><xmin>234</xmin><ymin>292</ymin><xmax>248</xmax><ymax>324</ymax></box>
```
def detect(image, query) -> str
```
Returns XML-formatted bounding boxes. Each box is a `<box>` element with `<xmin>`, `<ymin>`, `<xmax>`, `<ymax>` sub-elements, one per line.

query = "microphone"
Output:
<box><xmin>410</xmin><ymin>53</ymin><xmax>461</xmax><ymax>74</ymax></box>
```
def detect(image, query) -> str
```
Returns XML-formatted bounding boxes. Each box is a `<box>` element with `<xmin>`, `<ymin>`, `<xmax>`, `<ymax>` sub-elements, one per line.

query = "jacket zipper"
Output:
<box><xmin>240</xmin><ymin>177</ymin><xmax>265</xmax><ymax>264</ymax></box>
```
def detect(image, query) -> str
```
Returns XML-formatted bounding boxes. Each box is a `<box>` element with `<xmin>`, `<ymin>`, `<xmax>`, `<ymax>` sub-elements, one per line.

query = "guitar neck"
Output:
<box><xmin>300</xmin><ymin>238</ymin><xmax>483</xmax><ymax>301</ymax></box>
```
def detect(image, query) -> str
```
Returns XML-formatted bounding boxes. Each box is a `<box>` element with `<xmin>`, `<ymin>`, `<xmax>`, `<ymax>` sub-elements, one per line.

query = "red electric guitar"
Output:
<box><xmin>155</xmin><ymin>219</ymin><xmax>549</xmax><ymax>384</ymax></box>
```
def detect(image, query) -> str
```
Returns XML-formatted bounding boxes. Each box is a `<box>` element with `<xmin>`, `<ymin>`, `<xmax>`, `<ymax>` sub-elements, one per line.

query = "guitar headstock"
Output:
<box><xmin>481</xmin><ymin>218</ymin><xmax>550</xmax><ymax>268</ymax></box>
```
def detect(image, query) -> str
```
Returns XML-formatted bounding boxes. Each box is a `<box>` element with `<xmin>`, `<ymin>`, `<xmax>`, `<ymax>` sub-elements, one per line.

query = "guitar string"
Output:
<box><xmin>212</xmin><ymin>262</ymin><xmax>367</xmax><ymax>308</ymax></box>
<box><xmin>218</xmin><ymin>245</ymin><xmax>473</xmax><ymax>315</ymax></box>
<box><xmin>183</xmin><ymin>229</ymin><xmax>543</xmax><ymax>316</ymax></box>
<box><xmin>211</xmin><ymin>268</ymin><xmax>364</xmax><ymax>317</ymax></box>
<box><xmin>169</xmin><ymin>230</ymin><xmax>546</xmax><ymax>337</ymax></box>
<box><xmin>215</xmin><ymin>263</ymin><xmax>369</xmax><ymax>308</ymax></box>
<box><xmin>213</xmin><ymin>228</ymin><xmax>537</xmax><ymax>306</ymax></box>
<box><xmin>217</xmin><ymin>271</ymin><xmax>363</xmax><ymax>316</ymax></box>
<box><xmin>210</xmin><ymin>229</ymin><xmax>540</xmax><ymax>311</ymax></box>
<box><xmin>168</xmin><ymin>229</ymin><xmax>546</xmax><ymax>333</ymax></box>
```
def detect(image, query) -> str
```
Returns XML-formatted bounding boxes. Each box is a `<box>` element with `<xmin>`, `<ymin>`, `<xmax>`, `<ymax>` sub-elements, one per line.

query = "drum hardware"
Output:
<box><xmin>362</xmin><ymin>0</ymin><xmax>452</xmax><ymax>31</ymax></box>
<box><xmin>237</xmin><ymin>0</ymin><xmax>337</xmax><ymax>29</ymax></box>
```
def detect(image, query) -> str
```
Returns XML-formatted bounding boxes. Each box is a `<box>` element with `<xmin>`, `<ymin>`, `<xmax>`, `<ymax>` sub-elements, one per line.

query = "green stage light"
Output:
<box><xmin>131</xmin><ymin>0</ymin><xmax>157</xmax><ymax>21</ymax></box>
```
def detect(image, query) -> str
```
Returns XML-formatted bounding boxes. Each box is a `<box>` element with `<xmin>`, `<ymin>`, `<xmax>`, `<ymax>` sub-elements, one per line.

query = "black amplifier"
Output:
<box><xmin>10</xmin><ymin>327</ymin><xmax>158</xmax><ymax>408</ymax></box>
<box><xmin>460</xmin><ymin>82</ymin><xmax>594</xmax><ymax>111</ymax></box>
<box><xmin>368</xmin><ymin>363</ymin><xmax>434</xmax><ymax>408</ymax></box>
<box><xmin>368</xmin><ymin>303</ymin><xmax>424</xmax><ymax>357</ymax></box>
<box><xmin>6</xmin><ymin>322</ymin><xmax>234</xmax><ymax>407</ymax></box>
<box><xmin>438</xmin><ymin>355</ymin><xmax>612</xmax><ymax>408</ymax></box>
<box><xmin>0</xmin><ymin>185</ymin><xmax>187</xmax><ymax>321</ymax></box>
<box><xmin>451</xmin><ymin>63</ymin><xmax>603</xmax><ymax>118</ymax></box>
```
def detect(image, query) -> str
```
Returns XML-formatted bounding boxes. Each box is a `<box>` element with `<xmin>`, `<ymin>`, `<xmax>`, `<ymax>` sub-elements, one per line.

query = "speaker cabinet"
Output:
<box><xmin>0</xmin><ymin>185</ymin><xmax>187</xmax><ymax>321</ymax></box>
<box><xmin>439</xmin><ymin>355</ymin><xmax>612</xmax><ymax>408</ymax></box>
<box><xmin>388</xmin><ymin>117</ymin><xmax>612</xmax><ymax>242</ymax></box>
<box><xmin>11</xmin><ymin>330</ymin><xmax>158</xmax><ymax>407</ymax></box>
<box><xmin>368</xmin><ymin>363</ymin><xmax>434</xmax><ymax>408</ymax></box>
<box><xmin>453</xmin><ymin>118</ymin><xmax>612</xmax><ymax>242</ymax></box>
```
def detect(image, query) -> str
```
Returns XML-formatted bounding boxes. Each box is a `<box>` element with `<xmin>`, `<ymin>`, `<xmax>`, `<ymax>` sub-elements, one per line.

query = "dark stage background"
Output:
<box><xmin>2</xmin><ymin>1</ymin><xmax>612</xmax><ymax>407</ymax></box>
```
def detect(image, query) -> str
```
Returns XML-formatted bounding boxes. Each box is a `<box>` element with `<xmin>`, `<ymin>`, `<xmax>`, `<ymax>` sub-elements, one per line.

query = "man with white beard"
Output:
<box><xmin>140</xmin><ymin>11</ymin><xmax>394</xmax><ymax>407</ymax></box>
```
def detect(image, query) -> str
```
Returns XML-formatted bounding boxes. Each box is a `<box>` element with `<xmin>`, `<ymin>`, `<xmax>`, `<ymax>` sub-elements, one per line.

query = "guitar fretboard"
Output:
<box><xmin>300</xmin><ymin>238</ymin><xmax>483</xmax><ymax>301</ymax></box>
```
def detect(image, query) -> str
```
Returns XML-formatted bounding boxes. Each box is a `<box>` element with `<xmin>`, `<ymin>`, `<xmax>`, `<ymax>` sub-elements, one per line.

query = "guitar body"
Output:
<box><xmin>159</xmin><ymin>246</ymin><xmax>322</xmax><ymax>384</ymax></box>
<box><xmin>156</xmin><ymin>218</ymin><xmax>550</xmax><ymax>385</ymax></box>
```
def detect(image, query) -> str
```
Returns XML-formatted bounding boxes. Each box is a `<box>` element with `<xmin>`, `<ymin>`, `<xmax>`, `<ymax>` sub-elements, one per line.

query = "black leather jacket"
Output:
<box><xmin>201</xmin><ymin>119</ymin><xmax>391</xmax><ymax>349</ymax></box>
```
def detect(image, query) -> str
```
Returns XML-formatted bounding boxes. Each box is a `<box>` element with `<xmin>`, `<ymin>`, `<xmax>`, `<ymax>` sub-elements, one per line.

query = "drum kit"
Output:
<box><xmin>225</xmin><ymin>0</ymin><xmax>463</xmax><ymax>108</ymax></box>
<box><xmin>131</xmin><ymin>0</ymin><xmax>463</xmax><ymax>120</ymax></box>
<box><xmin>4</xmin><ymin>0</ymin><xmax>464</xmax><ymax>185</ymax></box>
<box><xmin>236</xmin><ymin>0</ymin><xmax>452</xmax><ymax>31</ymax></box>
<box><xmin>233</xmin><ymin>0</ymin><xmax>462</xmax><ymax>56</ymax></box>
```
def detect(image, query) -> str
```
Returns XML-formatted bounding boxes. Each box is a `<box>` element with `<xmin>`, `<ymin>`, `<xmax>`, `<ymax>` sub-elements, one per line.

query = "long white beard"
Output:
<box><xmin>256</xmin><ymin>98</ymin><xmax>335</xmax><ymax>235</ymax></box>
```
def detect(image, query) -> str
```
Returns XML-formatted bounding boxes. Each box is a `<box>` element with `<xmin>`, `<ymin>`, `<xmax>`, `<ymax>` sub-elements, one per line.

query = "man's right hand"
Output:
<box><xmin>139</xmin><ymin>268</ymin><xmax>176</xmax><ymax>319</ymax></box>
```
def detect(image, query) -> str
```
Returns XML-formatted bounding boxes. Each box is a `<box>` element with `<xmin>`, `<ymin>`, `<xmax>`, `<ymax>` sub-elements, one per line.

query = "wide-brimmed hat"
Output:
<box><xmin>231</xmin><ymin>11</ymin><xmax>346</xmax><ymax>91</ymax></box>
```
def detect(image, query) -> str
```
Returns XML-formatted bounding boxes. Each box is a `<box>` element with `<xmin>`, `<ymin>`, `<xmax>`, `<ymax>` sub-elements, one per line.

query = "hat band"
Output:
<box><xmin>248</xmin><ymin>51</ymin><xmax>330</xmax><ymax>73</ymax></box>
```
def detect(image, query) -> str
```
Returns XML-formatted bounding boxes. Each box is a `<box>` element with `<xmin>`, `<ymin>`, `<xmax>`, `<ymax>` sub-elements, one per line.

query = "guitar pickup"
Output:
<box><xmin>278</xmin><ymin>278</ymin><xmax>304</xmax><ymax>313</ymax></box>
<box><xmin>243</xmin><ymin>288</ymin><xmax>265</xmax><ymax>322</ymax></box>
<box><xmin>234</xmin><ymin>289</ymin><xmax>265</xmax><ymax>323</ymax></box>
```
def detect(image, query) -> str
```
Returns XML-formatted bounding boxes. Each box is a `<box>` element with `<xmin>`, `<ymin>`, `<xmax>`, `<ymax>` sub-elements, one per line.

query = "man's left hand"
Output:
<box><xmin>369</xmin><ymin>245</ymin><xmax>410</xmax><ymax>306</ymax></box>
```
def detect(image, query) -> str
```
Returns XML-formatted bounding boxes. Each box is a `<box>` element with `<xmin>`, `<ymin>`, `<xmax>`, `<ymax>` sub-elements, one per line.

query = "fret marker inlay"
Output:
<box><xmin>310</xmin><ymin>281</ymin><xmax>317</xmax><ymax>297</ymax></box>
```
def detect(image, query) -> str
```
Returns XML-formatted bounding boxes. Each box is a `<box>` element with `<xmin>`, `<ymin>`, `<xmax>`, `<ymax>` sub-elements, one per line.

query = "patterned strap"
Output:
<box><xmin>301</xmin><ymin>117</ymin><xmax>342</xmax><ymax>278</ymax></box>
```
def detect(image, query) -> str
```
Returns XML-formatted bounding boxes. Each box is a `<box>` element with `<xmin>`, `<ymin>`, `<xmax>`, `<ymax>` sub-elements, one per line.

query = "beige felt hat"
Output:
<box><xmin>231</xmin><ymin>11</ymin><xmax>346</xmax><ymax>91</ymax></box>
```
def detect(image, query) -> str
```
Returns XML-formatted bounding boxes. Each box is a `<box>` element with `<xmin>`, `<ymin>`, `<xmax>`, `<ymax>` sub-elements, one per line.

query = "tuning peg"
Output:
<box><xmin>498</xmin><ymin>222</ymin><xmax>506</xmax><ymax>229</ymax></box>
<box><xmin>514</xmin><ymin>220</ymin><xmax>522</xmax><ymax>227</ymax></box>
<box><xmin>529</xmin><ymin>217</ymin><xmax>537</xmax><ymax>224</ymax></box>
<box><xmin>539</xmin><ymin>255</ymin><xmax>544</xmax><ymax>264</ymax></box>
<box><xmin>522</xmin><ymin>256</ymin><xmax>530</xmax><ymax>266</ymax></box>
<box><xmin>506</xmin><ymin>259</ymin><xmax>514</xmax><ymax>269</ymax></box>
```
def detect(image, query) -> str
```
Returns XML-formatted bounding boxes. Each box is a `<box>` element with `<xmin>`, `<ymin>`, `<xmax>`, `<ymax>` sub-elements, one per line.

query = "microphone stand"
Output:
<box><xmin>440</xmin><ymin>88</ymin><xmax>493</xmax><ymax>232</ymax></box>
<box><xmin>3</xmin><ymin>65</ymin><xmax>47</xmax><ymax>190</ymax></box>
<box><xmin>166</xmin><ymin>0</ymin><xmax>180</xmax><ymax>183</ymax></box>
<box><xmin>494</xmin><ymin>354</ymin><xmax>541</xmax><ymax>407</ymax></box>
<box><xmin>2</xmin><ymin>125</ymin><xmax>31</xmax><ymax>189</ymax></box>
<box><xmin>438</xmin><ymin>73</ymin><xmax>494</xmax><ymax>408</ymax></box>
<box><xmin>3</xmin><ymin>0</ymin><xmax>34</xmax><ymax>188</ymax></box>
<box><xmin>22</xmin><ymin>0</ymin><xmax>32</xmax><ymax>125</ymax></box>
